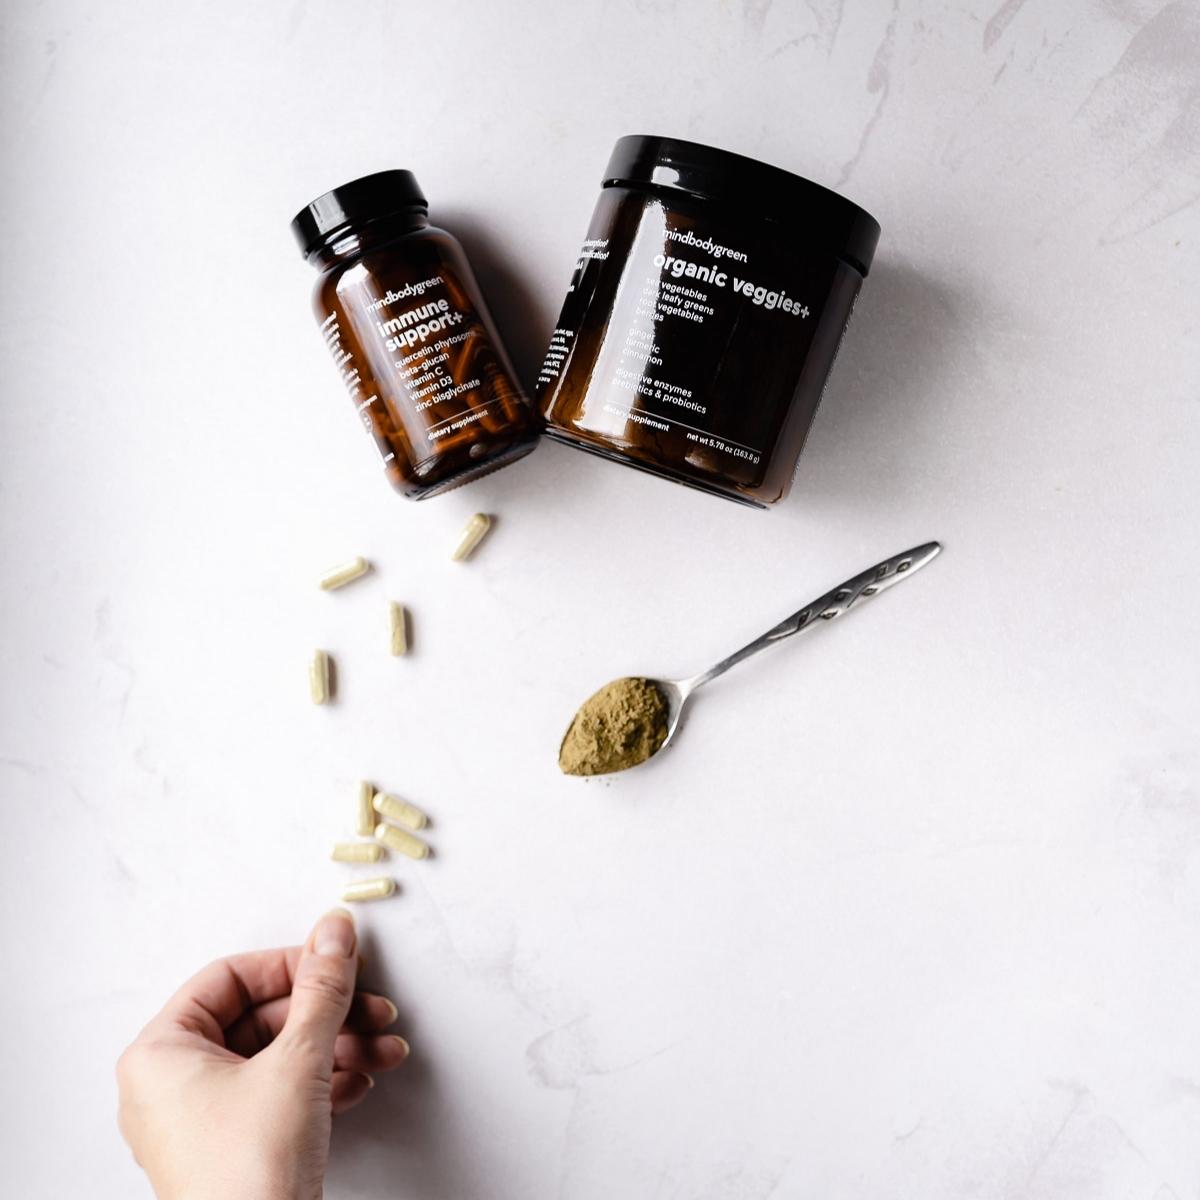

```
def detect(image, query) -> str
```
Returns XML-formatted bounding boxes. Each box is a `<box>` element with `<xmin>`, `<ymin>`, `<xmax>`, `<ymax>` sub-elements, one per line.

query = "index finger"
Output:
<box><xmin>152</xmin><ymin>946</ymin><xmax>304</xmax><ymax>1042</ymax></box>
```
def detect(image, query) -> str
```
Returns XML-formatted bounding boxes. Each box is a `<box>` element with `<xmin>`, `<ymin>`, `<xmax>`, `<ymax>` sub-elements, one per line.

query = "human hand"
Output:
<box><xmin>117</xmin><ymin>909</ymin><xmax>409</xmax><ymax>1200</ymax></box>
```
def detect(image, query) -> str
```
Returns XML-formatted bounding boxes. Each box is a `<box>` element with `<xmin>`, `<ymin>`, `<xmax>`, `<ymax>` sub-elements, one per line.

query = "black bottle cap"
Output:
<box><xmin>291</xmin><ymin>170</ymin><xmax>428</xmax><ymax>257</ymax></box>
<box><xmin>603</xmin><ymin>135</ymin><xmax>881</xmax><ymax>276</ymax></box>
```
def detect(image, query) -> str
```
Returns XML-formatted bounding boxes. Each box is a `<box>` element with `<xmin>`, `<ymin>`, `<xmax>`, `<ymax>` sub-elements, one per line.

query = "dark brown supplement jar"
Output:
<box><xmin>537</xmin><ymin>136</ymin><xmax>880</xmax><ymax>508</ymax></box>
<box><xmin>292</xmin><ymin>171</ymin><xmax>539</xmax><ymax>499</ymax></box>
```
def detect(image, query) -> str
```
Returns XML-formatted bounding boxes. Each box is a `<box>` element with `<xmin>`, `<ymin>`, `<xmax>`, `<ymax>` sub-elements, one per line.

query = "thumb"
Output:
<box><xmin>277</xmin><ymin>908</ymin><xmax>358</xmax><ymax>1074</ymax></box>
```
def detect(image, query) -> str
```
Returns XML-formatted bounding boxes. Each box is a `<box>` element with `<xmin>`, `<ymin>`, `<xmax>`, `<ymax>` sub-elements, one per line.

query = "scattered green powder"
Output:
<box><xmin>558</xmin><ymin>677</ymin><xmax>670</xmax><ymax>776</ymax></box>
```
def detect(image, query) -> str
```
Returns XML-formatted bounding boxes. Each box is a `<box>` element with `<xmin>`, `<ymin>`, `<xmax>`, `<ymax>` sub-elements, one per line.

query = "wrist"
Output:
<box><xmin>169</xmin><ymin>1186</ymin><xmax>302</xmax><ymax>1200</ymax></box>
<box><xmin>162</xmin><ymin>1165</ymin><xmax>306</xmax><ymax>1200</ymax></box>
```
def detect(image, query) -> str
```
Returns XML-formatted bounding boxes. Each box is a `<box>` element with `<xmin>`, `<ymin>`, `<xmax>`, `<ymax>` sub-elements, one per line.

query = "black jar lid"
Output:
<box><xmin>291</xmin><ymin>170</ymin><xmax>428</xmax><ymax>257</ymax></box>
<box><xmin>603</xmin><ymin>135</ymin><xmax>881</xmax><ymax>276</ymax></box>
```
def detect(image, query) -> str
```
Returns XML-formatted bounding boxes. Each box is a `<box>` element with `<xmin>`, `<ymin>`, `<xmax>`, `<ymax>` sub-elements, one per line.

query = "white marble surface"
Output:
<box><xmin>2</xmin><ymin>1</ymin><xmax>1199</xmax><ymax>1196</ymax></box>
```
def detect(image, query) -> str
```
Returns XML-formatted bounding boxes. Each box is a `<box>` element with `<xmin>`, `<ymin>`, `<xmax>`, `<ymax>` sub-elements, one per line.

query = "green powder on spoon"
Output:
<box><xmin>558</xmin><ymin>677</ymin><xmax>670</xmax><ymax>776</ymax></box>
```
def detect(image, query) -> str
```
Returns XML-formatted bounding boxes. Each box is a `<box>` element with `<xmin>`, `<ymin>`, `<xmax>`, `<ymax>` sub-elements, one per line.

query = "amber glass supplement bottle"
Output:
<box><xmin>292</xmin><ymin>171</ymin><xmax>539</xmax><ymax>499</ymax></box>
<box><xmin>538</xmin><ymin>136</ymin><xmax>880</xmax><ymax>508</ymax></box>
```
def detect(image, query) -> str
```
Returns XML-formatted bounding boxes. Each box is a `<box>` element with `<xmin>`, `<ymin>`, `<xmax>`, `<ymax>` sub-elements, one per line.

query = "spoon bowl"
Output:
<box><xmin>645</xmin><ymin>677</ymin><xmax>694</xmax><ymax>760</ymax></box>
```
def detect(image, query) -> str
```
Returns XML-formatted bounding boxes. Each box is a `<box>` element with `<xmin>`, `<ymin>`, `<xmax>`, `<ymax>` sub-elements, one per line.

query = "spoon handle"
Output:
<box><xmin>686</xmin><ymin>542</ymin><xmax>941</xmax><ymax>692</ymax></box>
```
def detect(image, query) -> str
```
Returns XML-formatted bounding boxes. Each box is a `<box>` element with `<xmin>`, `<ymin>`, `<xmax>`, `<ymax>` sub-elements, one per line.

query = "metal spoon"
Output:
<box><xmin>648</xmin><ymin>541</ymin><xmax>942</xmax><ymax>763</ymax></box>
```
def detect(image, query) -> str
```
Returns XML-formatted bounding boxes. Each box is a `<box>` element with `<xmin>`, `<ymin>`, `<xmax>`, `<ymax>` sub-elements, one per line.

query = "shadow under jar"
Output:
<box><xmin>292</xmin><ymin>170</ymin><xmax>540</xmax><ymax>500</ymax></box>
<box><xmin>537</xmin><ymin>135</ymin><xmax>881</xmax><ymax>508</ymax></box>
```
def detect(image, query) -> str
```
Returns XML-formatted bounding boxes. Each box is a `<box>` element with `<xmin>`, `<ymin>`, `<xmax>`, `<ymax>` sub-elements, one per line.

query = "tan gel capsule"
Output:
<box><xmin>331</xmin><ymin>841</ymin><xmax>385</xmax><ymax>863</ymax></box>
<box><xmin>375</xmin><ymin>822</ymin><xmax>430</xmax><ymax>860</ymax></box>
<box><xmin>389</xmin><ymin>602</ymin><xmax>408</xmax><ymax>656</ymax></box>
<box><xmin>373</xmin><ymin>792</ymin><xmax>428</xmax><ymax>831</ymax></box>
<box><xmin>309</xmin><ymin>650</ymin><xmax>331</xmax><ymax>704</ymax></box>
<box><xmin>451</xmin><ymin>513</ymin><xmax>491</xmax><ymax>562</ymax></box>
<box><xmin>341</xmin><ymin>876</ymin><xmax>396</xmax><ymax>903</ymax></box>
<box><xmin>355</xmin><ymin>780</ymin><xmax>376</xmax><ymax>837</ymax></box>
<box><xmin>319</xmin><ymin>557</ymin><xmax>371</xmax><ymax>590</ymax></box>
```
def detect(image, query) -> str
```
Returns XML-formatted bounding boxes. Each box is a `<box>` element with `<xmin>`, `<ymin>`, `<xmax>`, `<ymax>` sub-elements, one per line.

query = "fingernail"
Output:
<box><xmin>390</xmin><ymin>1035</ymin><xmax>410</xmax><ymax>1058</ymax></box>
<box><xmin>381</xmin><ymin>998</ymin><xmax>399</xmax><ymax>1024</ymax></box>
<box><xmin>360</xmin><ymin>1072</ymin><xmax>375</xmax><ymax>1089</ymax></box>
<box><xmin>313</xmin><ymin>908</ymin><xmax>356</xmax><ymax>957</ymax></box>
